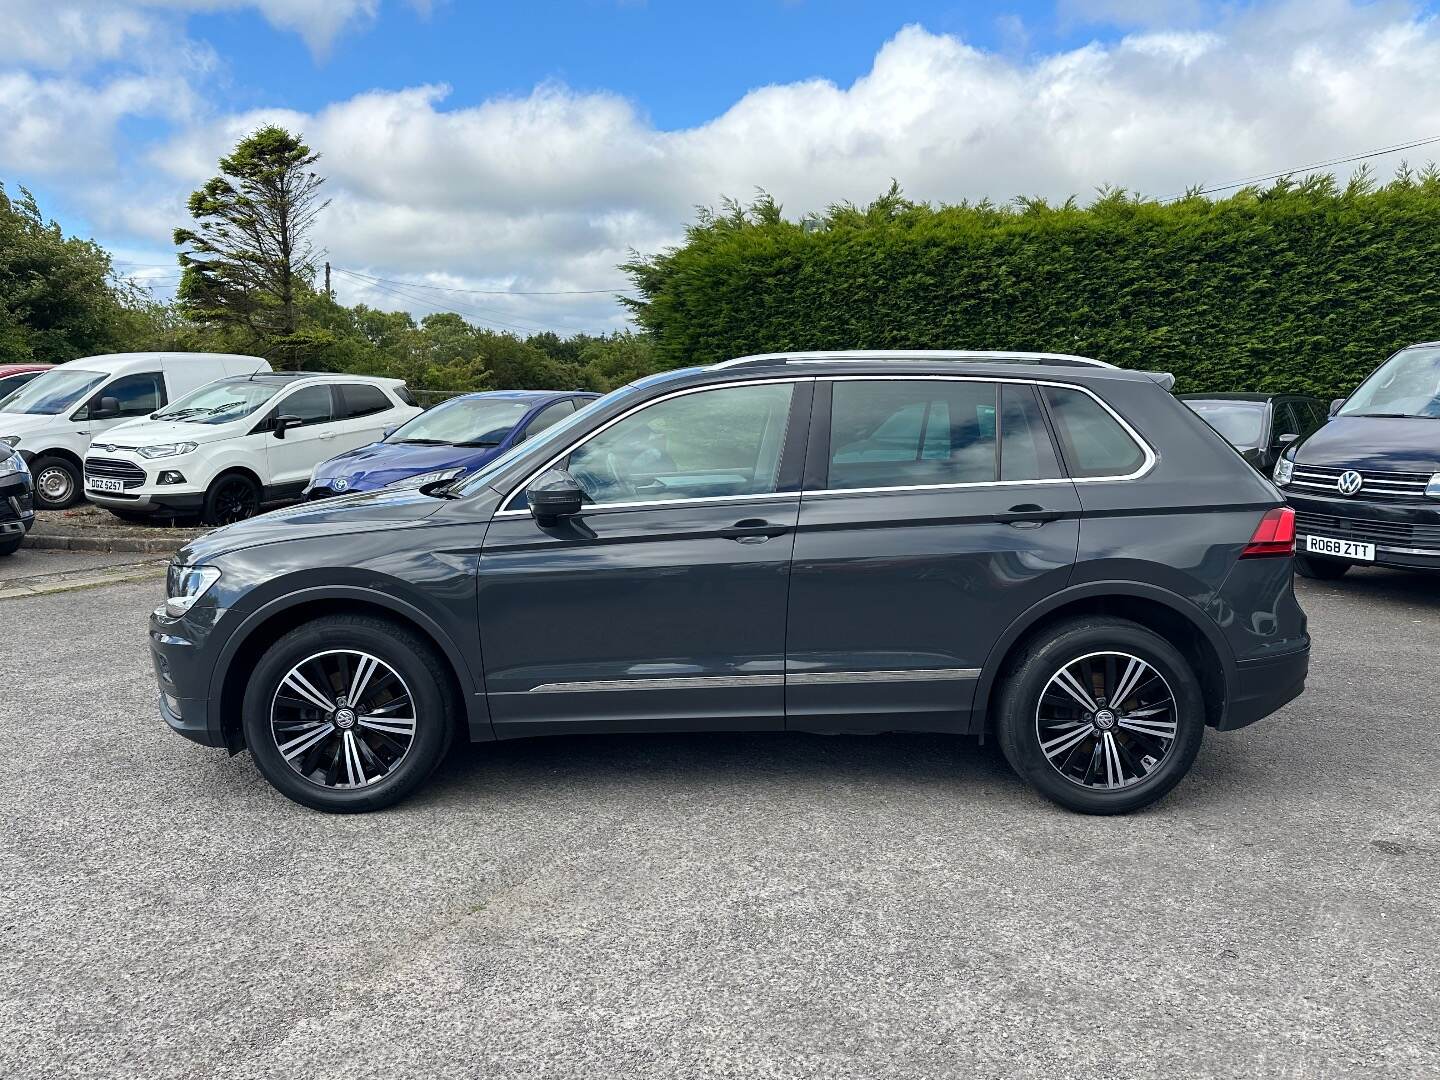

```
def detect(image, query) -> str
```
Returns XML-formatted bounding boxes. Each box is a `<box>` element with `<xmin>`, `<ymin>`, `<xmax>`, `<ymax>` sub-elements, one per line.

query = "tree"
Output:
<box><xmin>174</xmin><ymin>126</ymin><xmax>329</xmax><ymax>358</ymax></box>
<box><xmin>0</xmin><ymin>183</ymin><xmax>134</xmax><ymax>362</ymax></box>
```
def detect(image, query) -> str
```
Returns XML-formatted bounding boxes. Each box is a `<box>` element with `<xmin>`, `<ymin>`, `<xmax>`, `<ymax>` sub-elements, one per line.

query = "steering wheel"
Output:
<box><xmin>602</xmin><ymin>451</ymin><xmax>640</xmax><ymax>499</ymax></box>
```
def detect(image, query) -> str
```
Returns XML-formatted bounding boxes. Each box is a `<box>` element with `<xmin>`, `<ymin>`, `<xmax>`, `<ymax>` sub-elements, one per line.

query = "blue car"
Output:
<box><xmin>306</xmin><ymin>390</ymin><xmax>599</xmax><ymax>498</ymax></box>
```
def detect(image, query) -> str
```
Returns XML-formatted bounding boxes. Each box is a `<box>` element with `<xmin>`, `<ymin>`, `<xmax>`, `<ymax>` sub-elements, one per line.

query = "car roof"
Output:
<box><xmin>216</xmin><ymin>371</ymin><xmax>405</xmax><ymax>387</ymax></box>
<box><xmin>59</xmin><ymin>352</ymin><xmax>266</xmax><ymax>373</ymax></box>
<box><xmin>713</xmin><ymin>349</ymin><xmax>1116</xmax><ymax>370</ymax></box>
<box><xmin>0</xmin><ymin>364</ymin><xmax>51</xmax><ymax>375</ymax></box>
<box><xmin>446</xmin><ymin>389</ymin><xmax>597</xmax><ymax>402</ymax></box>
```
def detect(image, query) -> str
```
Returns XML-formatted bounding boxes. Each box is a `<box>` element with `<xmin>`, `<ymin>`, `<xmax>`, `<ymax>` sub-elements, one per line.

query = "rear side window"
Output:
<box><xmin>341</xmin><ymin>383</ymin><xmax>392</xmax><ymax>418</ymax></box>
<box><xmin>524</xmin><ymin>399</ymin><xmax>575</xmax><ymax>440</ymax></box>
<box><xmin>394</xmin><ymin>386</ymin><xmax>417</xmax><ymax>407</ymax></box>
<box><xmin>1041</xmin><ymin>386</ymin><xmax>1147</xmax><ymax>478</ymax></box>
<box><xmin>827</xmin><ymin>380</ymin><xmax>998</xmax><ymax>490</ymax></box>
<box><xmin>1000</xmin><ymin>383</ymin><xmax>1063</xmax><ymax>481</ymax></box>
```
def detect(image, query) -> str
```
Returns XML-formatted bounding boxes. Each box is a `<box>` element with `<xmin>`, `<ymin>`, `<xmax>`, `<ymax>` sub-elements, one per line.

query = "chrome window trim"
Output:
<box><xmin>495</xmin><ymin>376</ymin><xmax>811</xmax><ymax>515</ymax></box>
<box><xmin>493</xmin><ymin>372</ymin><xmax>1154</xmax><ymax>518</ymax></box>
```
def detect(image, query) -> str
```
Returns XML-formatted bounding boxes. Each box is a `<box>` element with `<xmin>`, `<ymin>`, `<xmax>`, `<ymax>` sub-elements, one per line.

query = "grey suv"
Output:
<box><xmin>151</xmin><ymin>352</ymin><xmax>1310</xmax><ymax>814</ymax></box>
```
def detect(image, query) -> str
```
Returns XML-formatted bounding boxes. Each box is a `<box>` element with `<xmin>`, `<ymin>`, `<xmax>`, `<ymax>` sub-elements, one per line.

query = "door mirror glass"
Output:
<box><xmin>1330</xmin><ymin>398</ymin><xmax>1345</xmax><ymax>417</ymax></box>
<box><xmin>527</xmin><ymin>469</ymin><xmax>584</xmax><ymax>522</ymax></box>
<box><xmin>90</xmin><ymin>395</ymin><xmax>121</xmax><ymax>420</ymax></box>
<box><xmin>274</xmin><ymin>415</ymin><xmax>302</xmax><ymax>439</ymax></box>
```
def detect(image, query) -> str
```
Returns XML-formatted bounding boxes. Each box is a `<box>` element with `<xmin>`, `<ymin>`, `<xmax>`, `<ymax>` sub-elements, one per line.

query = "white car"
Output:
<box><xmin>0</xmin><ymin>352</ymin><xmax>270</xmax><ymax>510</ymax></box>
<box><xmin>83</xmin><ymin>373</ymin><xmax>421</xmax><ymax>525</ymax></box>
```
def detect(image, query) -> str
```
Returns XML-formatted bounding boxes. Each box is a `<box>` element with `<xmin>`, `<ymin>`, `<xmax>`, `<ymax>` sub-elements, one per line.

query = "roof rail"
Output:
<box><xmin>711</xmin><ymin>349</ymin><xmax>1115</xmax><ymax>370</ymax></box>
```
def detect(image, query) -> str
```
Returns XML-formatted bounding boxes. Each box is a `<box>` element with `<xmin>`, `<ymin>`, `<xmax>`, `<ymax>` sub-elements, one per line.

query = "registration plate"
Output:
<box><xmin>87</xmin><ymin>477</ymin><xmax>126</xmax><ymax>494</ymax></box>
<box><xmin>1305</xmin><ymin>534</ymin><xmax>1375</xmax><ymax>562</ymax></box>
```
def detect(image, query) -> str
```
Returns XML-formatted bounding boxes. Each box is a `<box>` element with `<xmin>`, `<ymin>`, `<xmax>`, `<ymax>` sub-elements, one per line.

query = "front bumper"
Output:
<box><xmin>85</xmin><ymin>454</ymin><xmax>207</xmax><ymax>514</ymax></box>
<box><xmin>150</xmin><ymin>606</ymin><xmax>225</xmax><ymax>747</ymax></box>
<box><xmin>1220</xmin><ymin>639</ymin><xmax>1310</xmax><ymax>731</ymax></box>
<box><xmin>88</xmin><ymin>489</ymin><xmax>205</xmax><ymax>514</ymax></box>
<box><xmin>0</xmin><ymin>472</ymin><xmax>35</xmax><ymax>538</ymax></box>
<box><xmin>1286</xmin><ymin>490</ymin><xmax>1440</xmax><ymax>571</ymax></box>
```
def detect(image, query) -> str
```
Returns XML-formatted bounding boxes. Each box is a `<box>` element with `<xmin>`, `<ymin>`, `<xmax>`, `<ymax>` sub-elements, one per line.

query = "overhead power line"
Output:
<box><xmin>1162</xmin><ymin>132</ymin><xmax>1440</xmax><ymax>202</ymax></box>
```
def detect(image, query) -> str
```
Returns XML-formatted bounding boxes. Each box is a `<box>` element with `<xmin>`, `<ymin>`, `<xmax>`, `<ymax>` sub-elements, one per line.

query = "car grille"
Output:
<box><xmin>85</xmin><ymin>457</ymin><xmax>147</xmax><ymax>488</ymax></box>
<box><xmin>1295</xmin><ymin>511</ymin><xmax>1440</xmax><ymax>551</ymax></box>
<box><xmin>1289</xmin><ymin>465</ymin><xmax>1432</xmax><ymax>502</ymax></box>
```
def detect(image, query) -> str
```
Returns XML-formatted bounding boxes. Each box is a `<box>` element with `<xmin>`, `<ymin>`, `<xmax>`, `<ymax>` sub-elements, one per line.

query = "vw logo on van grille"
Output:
<box><xmin>1337</xmin><ymin>470</ymin><xmax>1364</xmax><ymax>496</ymax></box>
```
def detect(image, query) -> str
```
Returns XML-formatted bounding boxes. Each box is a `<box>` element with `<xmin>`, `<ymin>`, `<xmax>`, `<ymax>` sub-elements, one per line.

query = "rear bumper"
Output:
<box><xmin>1220</xmin><ymin>640</ymin><xmax>1310</xmax><ymax>731</ymax></box>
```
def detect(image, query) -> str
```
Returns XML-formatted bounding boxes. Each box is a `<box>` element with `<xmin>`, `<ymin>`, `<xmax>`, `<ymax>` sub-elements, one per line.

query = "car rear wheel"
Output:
<box><xmin>242</xmin><ymin>615</ymin><xmax>456</xmax><ymax>812</ymax></box>
<box><xmin>31</xmin><ymin>455</ymin><xmax>82</xmax><ymax>510</ymax></box>
<box><xmin>1294</xmin><ymin>554</ymin><xmax>1350</xmax><ymax>580</ymax></box>
<box><xmin>996</xmin><ymin>617</ymin><xmax>1205</xmax><ymax>814</ymax></box>
<box><xmin>202</xmin><ymin>472</ymin><xmax>260</xmax><ymax>526</ymax></box>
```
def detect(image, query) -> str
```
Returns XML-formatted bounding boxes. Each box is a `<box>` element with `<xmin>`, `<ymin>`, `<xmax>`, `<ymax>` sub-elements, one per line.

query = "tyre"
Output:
<box><xmin>202</xmin><ymin>472</ymin><xmax>261</xmax><ymax>526</ymax></box>
<box><xmin>242</xmin><ymin>615</ymin><xmax>457</xmax><ymax>812</ymax></box>
<box><xmin>0</xmin><ymin>534</ymin><xmax>22</xmax><ymax>556</ymax></box>
<box><xmin>1295</xmin><ymin>554</ymin><xmax>1350</xmax><ymax>580</ymax></box>
<box><xmin>996</xmin><ymin>617</ymin><xmax>1205</xmax><ymax>815</ymax></box>
<box><xmin>30</xmin><ymin>455</ymin><xmax>82</xmax><ymax>510</ymax></box>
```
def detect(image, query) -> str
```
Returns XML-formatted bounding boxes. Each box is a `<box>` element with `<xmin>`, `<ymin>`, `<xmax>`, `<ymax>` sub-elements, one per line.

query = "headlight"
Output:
<box><xmin>137</xmin><ymin>442</ymin><xmax>198</xmax><ymax>459</ymax></box>
<box><xmin>0</xmin><ymin>435</ymin><xmax>20</xmax><ymax>448</ymax></box>
<box><xmin>1427</xmin><ymin>473</ymin><xmax>1440</xmax><ymax>500</ymax></box>
<box><xmin>387</xmin><ymin>467</ymin><xmax>465</xmax><ymax>489</ymax></box>
<box><xmin>0</xmin><ymin>449</ymin><xmax>25</xmax><ymax>477</ymax></box>
<box><xmin>1273</xmin><ymin>456</ymin><xmax>1294</xmax><ymax>486</ymax></box>
<box><xmin>164</xmin><ymin>565</ymin><xmax>221</xmax><ymax>618</ymax></box>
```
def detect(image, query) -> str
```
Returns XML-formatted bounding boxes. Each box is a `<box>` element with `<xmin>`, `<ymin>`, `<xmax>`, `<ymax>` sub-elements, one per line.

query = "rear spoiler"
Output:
<box><xmin>1141</xmin><ymin>371</ymin><xmax>1176</xmax><ymax>391</ymax></box>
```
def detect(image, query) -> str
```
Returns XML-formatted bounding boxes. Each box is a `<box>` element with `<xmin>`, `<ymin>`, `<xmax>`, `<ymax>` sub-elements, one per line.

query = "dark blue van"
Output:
<box><xmin>306</xmin><ymin>390</ymin><xmax>599</xmax><ymax>498</ymax></box>
<box><xmin>1276</xmin><ymin>342</ymin><xmax>1440</xmax><ymax>578</ymax></box>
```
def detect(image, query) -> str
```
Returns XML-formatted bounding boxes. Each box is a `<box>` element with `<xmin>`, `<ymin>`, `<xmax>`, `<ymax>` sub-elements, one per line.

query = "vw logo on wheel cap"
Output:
<box><xmin>1337</xmin><ymin>470</ymin><xmax>1364</xmax><ymax>496</ymax></box>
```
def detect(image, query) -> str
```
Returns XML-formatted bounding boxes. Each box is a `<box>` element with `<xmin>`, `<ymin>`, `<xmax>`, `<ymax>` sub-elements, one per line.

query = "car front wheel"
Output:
<box><xmin>242</xmin><ymin>614</ymin><xmax>456</xmax><ymax>812</ymax></box>
<box><xmin>31</xmin><ymin>455</ymin><xmax>82</xmax><ymax>509</ymax></box>
<box><xmin>996</xmin><ymin>617</ymin><xmax>1205</xmax><ymax>815</ymax></box>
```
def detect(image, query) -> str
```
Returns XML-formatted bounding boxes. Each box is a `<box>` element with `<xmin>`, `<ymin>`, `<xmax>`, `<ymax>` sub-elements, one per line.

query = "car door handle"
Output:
<box><xmin>992</xmin><ymin>504</ymin><xmax>1066</xmax><ymax>527</ymax></box>
<box><xmin>720</xmin><ymin>519</ymin><xmax>791</xmax><ymax>543</ymax></box>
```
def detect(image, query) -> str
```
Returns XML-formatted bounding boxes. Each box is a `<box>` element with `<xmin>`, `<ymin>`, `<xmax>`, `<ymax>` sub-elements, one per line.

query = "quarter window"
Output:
<box><xmin>826</xmin><ymin>380</ymin><xmax>999</xmax><ymax>490</ymax></box>
<box><xmin>1041</xmin><ymin>386</ymin><xmax>1146</xmax><ymax>478</ymax></box>
<box><xmin>566</xmin><ymin>382</ymin><xmax>795</xmax><ymax>506</ymax></box>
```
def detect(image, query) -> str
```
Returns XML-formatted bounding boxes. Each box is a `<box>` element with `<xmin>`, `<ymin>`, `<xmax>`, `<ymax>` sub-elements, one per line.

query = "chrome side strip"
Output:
<box><xmin>786</xmin><ymin>668</ymin><xmax>981</xmax><ymax>686</ymax></box>
<box><xmin>527</xmin><ymin>674</ymin><xmax>785</xmax><ymax>693</ymax></box>
<box><xmin>524</xmin><ymin>668</ymin><xmax>982</xmax><ymax>693</ymax></box>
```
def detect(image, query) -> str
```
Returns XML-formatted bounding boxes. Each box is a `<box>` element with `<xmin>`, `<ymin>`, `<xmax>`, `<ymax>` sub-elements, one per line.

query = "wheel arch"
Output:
<box><xmin>975</xmin><ymin>582</ymin><xmax>1235</xmax><ymax>732</ymax></box>
<box><xmin>205</xmin><ymin>464</ymin><xmax>265</xmax><ymax>494</ymax></box>
<box><xmin>209</xmin><ymin>585</ymin><xmax>490</xmax><ymax>752</ymax></box>
<box><xmin>27</xmin><ymin>446</ymin><xmax>84</xmax><ymax>470</ymax></box>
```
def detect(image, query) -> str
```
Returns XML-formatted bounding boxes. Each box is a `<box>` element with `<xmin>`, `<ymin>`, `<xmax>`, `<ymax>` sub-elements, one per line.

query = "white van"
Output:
<box><xmin>0</xmin><ymin>352</ymin><xmax>269</xmax><ymax>509</ymax></box>
<box><xmin>84</xmin><ymin>372</ymin><xmax>421</xmax><ymax>525</ymax></box>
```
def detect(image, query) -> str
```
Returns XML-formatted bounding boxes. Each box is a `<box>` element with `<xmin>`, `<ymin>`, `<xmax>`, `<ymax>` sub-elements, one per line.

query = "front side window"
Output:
<box><xmin>99</xmin><ymin>372</ymin><xmax>163</xmax><ymax>417</ymax></box>
<box><xmin>1042</xmin><ymin>386</ymin><xmax>1147</xmax><ymax>478</ymax></box>
<box><xmin>827</xmin><ymin>380</ymin><xmax>998</xmax><ymax>490</ymax></box>
<box><xmin>523</xmin><ymin>400</ymin><xmax>575</xmax><ymax>441</ymax></box>
<box><xmin>0</xmin><ymin>368</ymin><xmax>106</xmax><ymax>416</ymax></box>
<box><xmin>274</xmin><ymin>385</ymin><xmax>334</xmax><ymax>426</ymax></box>
<box><xmin>566</xmin><ymin>382</ymin><xmax>795</xmax><ymax>506</ymax></box>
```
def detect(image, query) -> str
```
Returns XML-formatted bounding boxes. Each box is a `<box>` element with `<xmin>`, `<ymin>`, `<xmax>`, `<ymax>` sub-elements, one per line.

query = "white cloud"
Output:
<box><xmin>14</xmin><ymin>1</ymin><xmax>1440</xmax><ymax>334</ymax></box>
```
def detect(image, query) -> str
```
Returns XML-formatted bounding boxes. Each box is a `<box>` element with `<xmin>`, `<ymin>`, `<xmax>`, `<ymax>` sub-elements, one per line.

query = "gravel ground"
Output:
<box><xmin>0</xmin><ymin>569</ymin><xmax>1436</xmax><ymax>1079</ymax></box>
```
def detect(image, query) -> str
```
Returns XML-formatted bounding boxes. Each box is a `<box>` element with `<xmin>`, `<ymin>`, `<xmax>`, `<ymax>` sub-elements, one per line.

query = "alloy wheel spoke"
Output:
<box><xmin>1109</xmin><ymin>657</ymin><xmax>1150</xmax><ymax>710</ymax></box>
<box><xmin>347</xmin><ymin>656</ymin><xmax>379</xmax><ymax>709</ymax></box>
<box><xmin>1102</xmin><ymin>730</ymin><xmax>1124</xmax><ymax>788</ymax></box>
<box><xmin>280</xmin><ymin>722</ymin><xmax>335</xmax><ymax>760</ymax></box>
<box><xmin>282</xmin><ymin>669</ymin><xmax>335</xmax><ymax>713</ymax></box>
<box><xmin>1051</xmin><ymin>666</ymin><xmax>1097</xmax><ymax>712</ymax></box>
<box><xmin>343</xmin><ymin>730</ymin><xmax>366</xmax><ymax>786</ymax></box>
<box><xmin>358</xmin><ymin>716</ymin><xmax>416</xmax><ymax>736</ymax></box>
<box><xmin>1118</xmin><ymin>716</ymin><xmax>1177</xmax><ymax>740</ymax></box>
<box><xmin>1041</xmin><ymin>724</ymin><xmax>1094</xmax><ymax>760</ymax></box>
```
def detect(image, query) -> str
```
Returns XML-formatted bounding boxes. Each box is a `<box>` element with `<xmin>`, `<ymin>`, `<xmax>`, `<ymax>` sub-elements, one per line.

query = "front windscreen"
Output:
<box><xmin>1340</xmin><ymin>347</ymin><xmax>1440</xmax><ymax>419</ymax></box>
<box><xmin>388</xmin><ymin>397</ymin><xmax>533</xmax><ymax>447</ymax></box>
<box><xmin>1184</xmin><ymin>400</ymin><xmax>1266</xmax><ymax>447</ymax></box>
<box><xmin>0</xmin><ymin>368</ymin><xmax>106</xmax><ymax>415</ymax></box>
<box><xmin>153</xmin><ymin>379</ymin><xmax>283</xmax><ymax>424</ymax></box>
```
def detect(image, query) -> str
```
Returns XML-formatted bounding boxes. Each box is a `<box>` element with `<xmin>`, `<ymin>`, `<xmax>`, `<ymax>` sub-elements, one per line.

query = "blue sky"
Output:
<box><xmin>4</xmin><ymin>0</ymin><xmax>1440</xmax><ymax>334</ymax></box>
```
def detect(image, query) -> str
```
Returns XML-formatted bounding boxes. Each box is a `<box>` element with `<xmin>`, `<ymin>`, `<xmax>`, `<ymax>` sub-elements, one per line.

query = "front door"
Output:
<box><xmin>262</xmin><ymin>384</ymin><xmax>341</xmax><ymax>494</ymax></box>
<box><xmin>478</xmin><ymin>379</ymin><xmax>810</xmax><ymax>735</ymax></box>
<box><xmin>785</xmin><ymin>377</ymin><xmax>1082</xmax><ymax>731</ymax></box>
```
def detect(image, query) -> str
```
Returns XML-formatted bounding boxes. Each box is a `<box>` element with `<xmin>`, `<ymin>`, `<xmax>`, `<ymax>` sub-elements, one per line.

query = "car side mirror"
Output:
<box><xmin>382</xmin><ymin>425</ymin><xmax>399</xmax><ymax>440</ymax></box>
<box><xmin>90</xmin><ymin>396</ymin><xmax>121</xmax><ymax>420</ymax></box>
<box><xmin>526</xmin><ymin>469</ymin><xmax>584</xmax><ymax>523</ymax></box>
<box><xmin>1329</xmin><ymin>398</ymin><xmax>1345</xmax><ymax>417</ymax></box>
<box><xmin>273</xmin><ymin>415</ymin><xmax>302</xmax><ymax>439</ymax></box>
<box><xmin>1277</xmin><ymin>433</ymin><xmax>1298</xmax><ymax>445</ymax></box>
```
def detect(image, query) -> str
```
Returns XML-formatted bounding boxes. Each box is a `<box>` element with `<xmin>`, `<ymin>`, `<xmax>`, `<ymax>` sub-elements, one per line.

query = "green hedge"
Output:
<box><xmin>623</xmin><ymin>173</ymin><xmax>1440</xmax><ymax>397</ymax></box>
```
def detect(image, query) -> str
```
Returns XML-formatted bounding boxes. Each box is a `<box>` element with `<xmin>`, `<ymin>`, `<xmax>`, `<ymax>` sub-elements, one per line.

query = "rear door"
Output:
<box><xmin>785</xmin><ymin>377</ymin><xmax>1082</xmax><ymax>732</ymax></box>
<box><xmin>337</xmin><ymin>383</ymin><xmax>400</xmax><ymax>448</ymax></box>
<box><xmin>261</xmin><ymin>384</ymin><xmax>341</xmax><ymax>493</ymax></box>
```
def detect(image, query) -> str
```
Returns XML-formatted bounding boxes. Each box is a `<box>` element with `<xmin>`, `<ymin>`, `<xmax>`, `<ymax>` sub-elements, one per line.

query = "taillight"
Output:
<box><xmin>1241</xmin><ymin>507</ymin><xmax>1296</xmax><ymax>558</ymax></box>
